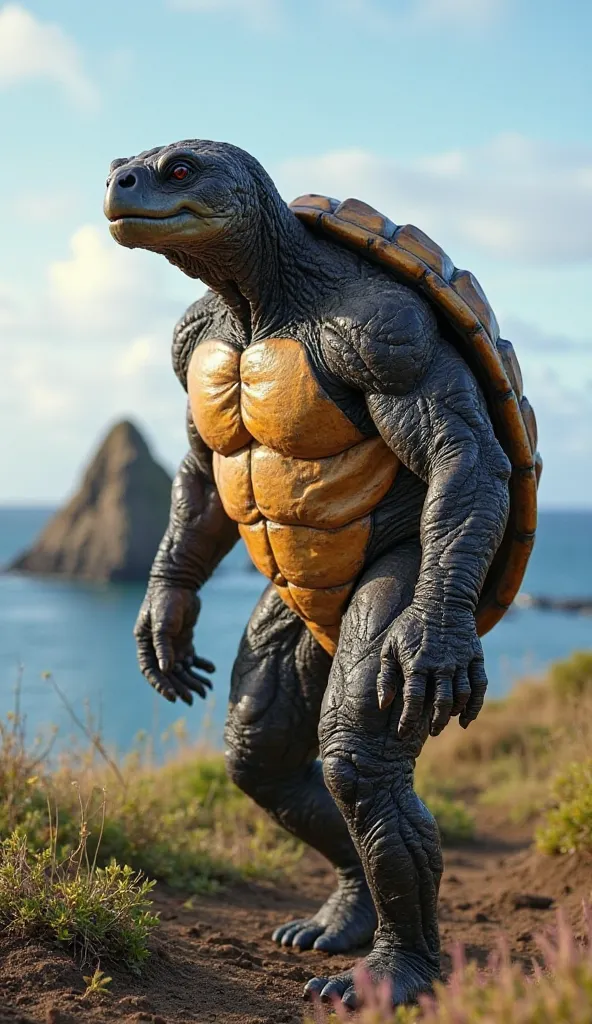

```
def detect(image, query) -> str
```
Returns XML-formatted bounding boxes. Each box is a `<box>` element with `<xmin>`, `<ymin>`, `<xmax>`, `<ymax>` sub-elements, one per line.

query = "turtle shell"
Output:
<box><xmin>290</xmin><ymin>194</ymin><xmax>541</xmax><ymax>636</ymax></box>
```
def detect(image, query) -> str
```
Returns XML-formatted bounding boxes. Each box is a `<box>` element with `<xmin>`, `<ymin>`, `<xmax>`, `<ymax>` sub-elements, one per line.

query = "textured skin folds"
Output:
<box><xmin>104</xmin><ymin>140</ymin><xmax>522</xmax><ymax>1007</ymax></box>
<box><xmin>310</xmin><ymin>542</ymin><xmax>442</xmax><ymax>1005</ymax></box>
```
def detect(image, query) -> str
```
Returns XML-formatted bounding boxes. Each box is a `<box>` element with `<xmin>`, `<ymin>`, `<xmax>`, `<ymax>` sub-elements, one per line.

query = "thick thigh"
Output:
<box><xmin>320</xmin><ymin>540</ymin><xmax>427</xmax><ymax>768</ymax></box>
<box><xmin>225</xmin><ymin>584</ymin><xmax>333</xmax><ymax>775</ymax></box>
<box><xmin>319</xmin><ymin>541</ymin><xmax>442</xmax><ymax>940</ymax></box>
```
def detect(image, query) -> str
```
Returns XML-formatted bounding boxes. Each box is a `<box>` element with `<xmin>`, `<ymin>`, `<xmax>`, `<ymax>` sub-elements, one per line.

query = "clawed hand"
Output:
<box><xmin>376</xmin><ymin>603</ymin><xmax>488</xmax><ymax>737</ymax></box>
<box><xmin>134</xmin><ymin>585</ymin><xmax>215</xmax><ymax>704</ymax></box>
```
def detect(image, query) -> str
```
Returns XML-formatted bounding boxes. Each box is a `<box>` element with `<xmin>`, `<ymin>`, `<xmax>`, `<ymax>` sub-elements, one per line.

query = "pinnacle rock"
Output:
<box><xmin>9</xmin><ymin>420</ymin><xmax>173</xmax><ymax>582</ymax></box>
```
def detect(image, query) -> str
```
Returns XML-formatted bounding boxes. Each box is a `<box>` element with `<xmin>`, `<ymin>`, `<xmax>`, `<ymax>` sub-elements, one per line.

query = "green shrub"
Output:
<box><xmin>306</xmin><ymin>910</ymin><xmax>592</xmax><ymax>1023</ymax></box>
<box><xmin>416</xmin><ymin>788</ymin><xmax>475</xmax><ymax>844</ymax></box>
<box><xmin>549</xmin><ymin>651</ymin><xmax>592</xmax><ymax>702</ymax></box>
<box><xmin>1</xmin><ymin>741</ymin><xmax>304</xmax><ymax>893</ymax></box>
<box><xmin>0</xmin><ymin>830</ymin><xmax>158</xmax><ymax>969</ymax></box>
<box><xmin>536</xmin><ymin>760</ymin><xmax>592</xmax><ymax>855</ymax></box>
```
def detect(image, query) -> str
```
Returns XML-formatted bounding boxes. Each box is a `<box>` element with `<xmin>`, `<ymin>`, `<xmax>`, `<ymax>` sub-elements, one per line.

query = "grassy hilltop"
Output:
<box><xmin>0</xmin><ymin>652</ymin><xmax>591</xmax><ymax>1020</ymax></box>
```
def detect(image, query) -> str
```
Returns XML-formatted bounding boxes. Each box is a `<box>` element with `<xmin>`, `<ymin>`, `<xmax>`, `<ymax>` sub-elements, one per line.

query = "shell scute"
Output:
<box><xmin>372</xmin><ymin>236</ymin><xmax>427</xmax><ymax>284</ymax></box>
<box><xmin>520</xmin><ymin>396</ymin><xmax>538</xmax><ymax>454</ymax></box>
<box><xmin>451</xmin><ymin>268</ymin><xmax>500</xmax><ymax>344</ymax></box>
<box><xmin>497</xmin><ymin>339</ymin><xmax>524</xmax><ymax>399</ymax></box>
<box><xmin>394</xmin><ymin>224</ymin><xmax>455</xmax><ymax>280</ymax></box>
<box><xmin>290</xmin><ymin>194</ymin><xmax>338</xmax><ymax>213</ymax></box>
<box><xmin>322</xmin><ymin>213</ymin><xmax>376</xmax><ymax>253</ymax></box>
<box><xmin>334</xmin><ymin>197</ymin><xmax>395</xmax><ymax>237</ymax></box>
<box><xmin>498</xmin><ymin>393</ymin><xmax>535</xmax><ymax>471</ymax></box>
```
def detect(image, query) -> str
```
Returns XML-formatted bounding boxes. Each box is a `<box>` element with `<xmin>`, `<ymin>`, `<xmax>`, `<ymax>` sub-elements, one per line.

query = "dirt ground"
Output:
<box><xmin>1</xmin><ymin>825</ymin><xmax>591</xmax><ymax>1024</ymax></box>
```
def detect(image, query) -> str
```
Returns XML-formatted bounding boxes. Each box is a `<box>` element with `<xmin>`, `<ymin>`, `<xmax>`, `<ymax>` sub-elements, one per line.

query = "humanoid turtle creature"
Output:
<box><xmin>104</xmin><ymin>141</ymin><xmax>540</xmax><ymax>1009</ymax></box>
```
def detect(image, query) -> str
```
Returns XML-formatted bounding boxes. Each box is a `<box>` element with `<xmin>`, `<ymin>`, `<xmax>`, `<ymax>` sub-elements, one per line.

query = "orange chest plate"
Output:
<box><xmin>187</xmin><ymin>336</ymin><xmax>364</xmax><ymax>459</ymax></box>
<box><xmin>187</xmin><ymin>337</ymin><xmax>400</xmax><ymax>655</ymax></box>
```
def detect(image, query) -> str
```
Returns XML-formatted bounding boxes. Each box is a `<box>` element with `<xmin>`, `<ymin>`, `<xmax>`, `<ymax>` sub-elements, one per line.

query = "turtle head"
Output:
<box><xmin>104</xmin><ymin>140</ymin><xmax>264</xmax><ymax>275</ymax></box>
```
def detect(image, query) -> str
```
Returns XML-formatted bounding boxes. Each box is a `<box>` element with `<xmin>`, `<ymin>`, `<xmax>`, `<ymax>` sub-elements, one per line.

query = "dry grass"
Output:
<box><xmin>2</xmin><ymin>650</ymin><xmax>591</xmax><ymax>903</ymax></box>
<box><xmin>306</xmin><ymin>909</ymin><xmax>592</xmax><ymax>1023</ymax></box>
<box><xmin>1</xmin><ymin>715</ymin><xmax>304</xmax><ymax>894</ymax></box>
<box><xmin>416</xmin><ymin>651</ymin><xmax>592</xmax><ymax>829</ymax></box>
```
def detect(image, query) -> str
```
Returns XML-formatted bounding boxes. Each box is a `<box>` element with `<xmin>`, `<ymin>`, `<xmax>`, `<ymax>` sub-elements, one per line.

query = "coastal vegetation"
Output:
<box><xmin>0</xmin><ymin>650</ymin><xmax>591</xmax><ymax>1016</ymax></box>
<box><xmin>416</xmin><ymin>649</ymin><xmax>592</xmax><ymax>840</ymax></box>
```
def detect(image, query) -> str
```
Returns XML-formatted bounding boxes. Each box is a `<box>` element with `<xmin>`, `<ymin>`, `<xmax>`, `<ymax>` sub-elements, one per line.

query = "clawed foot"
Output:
<box><xmin>272</xmin><ymin>874</ymin><xmax>377</xmax><ymax>954</ymax></box>
<box><xmin>303</xmin><ymin>945</ymin><xmax>439</xmax><ymax>1009</ymax></box>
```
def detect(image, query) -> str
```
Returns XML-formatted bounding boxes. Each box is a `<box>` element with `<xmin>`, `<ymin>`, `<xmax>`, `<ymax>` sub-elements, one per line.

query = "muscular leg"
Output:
<box><xmin>305</xmin><ymin>540</ymin><xmax>442</xmax><ymax>1007</ymax></box>
<box><xmin>224</xmin><ymin>584</ymin><xmax>377</xmax><ymax>953</ymax></box>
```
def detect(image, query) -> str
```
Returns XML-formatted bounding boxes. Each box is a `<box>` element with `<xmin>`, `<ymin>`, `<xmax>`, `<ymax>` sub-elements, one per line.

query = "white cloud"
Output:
<box><xmin>0</xmin><ymin>4</ymin><xmax>98</xmax><ymax>109</ymax></box>
<box><xmin>47</xmin><ymin>226</ymin><xmax>181</xmax><ymax>333</ymax></box>
<box><xmin>277</xmin><ymin>135</ymin><xmax>592</xmax><ymax>265</ymax></box>
<box><xmin>523</xmin><ymin>370</ymin><xmax>592</xmax><ymax>508</ymax></box>
<box><xmin>502</xmin><ymin>318</ymin><xmax>592</xmax><ymax>356</ymax></box>
<box><xmin>413</xmin><ymin>0</ymin><xmax>502</xmax><ymax>25</ymax></box>
<box><xmin>168</xmin><ymin>0</ymin><xmax>278</xmax><ymax>28</ymax></box>
<box><xmin>168</xmin><ymin>0</ymin><xmax>502</xmax><ymax>31</ymax></box>
<box><xmin>115</xmin><ymin>335</ymin><xmax>168</xmax><ymax>377</ymax></box>
<box><xmin>11</xmin><ymin>191</ymin><xmax>73</xmax><ymax>225</ymax></box>
<box><xmin>0</xmin><ymin>224</ymin><xmax>199</xmax><ymax>501</ymax></box>
<box><xmin>327</xmin><ymin>0</ymin><xmax>504</xmax><ymax>32</ymax></box>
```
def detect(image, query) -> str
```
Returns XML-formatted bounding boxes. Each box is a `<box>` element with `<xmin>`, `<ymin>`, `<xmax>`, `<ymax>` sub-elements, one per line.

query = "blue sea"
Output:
<box><xmin>0</xmin><ymin>508</ymin><xmax>590</xmax><ymax>756</ymax></box>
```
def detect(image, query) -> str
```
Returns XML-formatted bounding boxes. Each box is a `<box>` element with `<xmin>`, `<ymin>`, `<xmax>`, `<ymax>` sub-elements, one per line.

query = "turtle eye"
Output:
<box><xmin>169</xmin><ymin>163</ymin><xmax>191</xmax><ymax>182</ymax></box>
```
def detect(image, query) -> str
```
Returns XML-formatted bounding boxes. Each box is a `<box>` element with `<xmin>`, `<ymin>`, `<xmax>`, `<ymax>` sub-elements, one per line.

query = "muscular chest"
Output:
<box><xmin>186</xmin><ymin>334</ymin><xmax>400</xmax><ymax>654</ymax></box>
<box><xmin>187</xmin><ymin>334</ymin><xmax>367</xmax><ymax>455</ymax></box>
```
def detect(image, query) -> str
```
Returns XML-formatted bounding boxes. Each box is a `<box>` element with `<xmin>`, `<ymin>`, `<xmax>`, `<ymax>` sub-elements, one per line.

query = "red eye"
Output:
<box><xmin>171</xmin><ymin>164</ymin><xmax>190</xmax><ymax>181</ymax></box>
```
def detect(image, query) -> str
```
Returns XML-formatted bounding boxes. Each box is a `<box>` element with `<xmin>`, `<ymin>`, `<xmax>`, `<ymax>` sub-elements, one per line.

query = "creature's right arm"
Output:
<box><xmin>149</xmin><ymin>409</ymin><xmax>239</xmax><ymax>591</ymax></box>
<box><xmin>134</xmin><ymin>295</ymin><xmax>239</xmax><ymax>705</ymax></box>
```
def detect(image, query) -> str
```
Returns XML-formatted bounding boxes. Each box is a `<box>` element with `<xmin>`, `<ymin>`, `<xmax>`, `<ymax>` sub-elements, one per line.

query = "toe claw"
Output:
<box><xmin>342</xmin><ymin>986</ymin><xmax>358</xmax><ymax>1009</ymax></box>
<box><xmin>281</xmin><ymin>923</ymin><xmax>305</xmax><ymax>947</ymax></box>
<box><xmin>292</xmin><ymin>925</ymin><xmax>324</xmax><ymax>951</ymax></box>
<box><xmin>320</xmin><ymin>979</ymin><xmax>348</xmax><ymax>1003</ymax></box>
<box><xmin>313</xmin><ymin>932</ymin><xmax>344</xmax><ymax>954</ymax></box>
<box><xmin>272</xmin><ymin>918</ymin><xmax>305</xmax><ymax>944</ymax></box>
<box><xmin>303</xmin><ymin>978</ymin><xmax>326</xmax><ymax>1001</ymax></box>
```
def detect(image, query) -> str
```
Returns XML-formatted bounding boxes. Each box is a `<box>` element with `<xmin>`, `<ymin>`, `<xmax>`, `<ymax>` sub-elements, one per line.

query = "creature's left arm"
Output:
<box><xmin>324</xmin><ymin>294</ymin><xmax>511</xmax><ymax>738</ymax></box>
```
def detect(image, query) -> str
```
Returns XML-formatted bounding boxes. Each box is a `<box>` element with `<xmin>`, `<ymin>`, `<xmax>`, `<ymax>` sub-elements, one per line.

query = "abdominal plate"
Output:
<box><xmin>188</xmin><ymin>336</ymin><xmax>400</xmax><ymax>655</ymax></box>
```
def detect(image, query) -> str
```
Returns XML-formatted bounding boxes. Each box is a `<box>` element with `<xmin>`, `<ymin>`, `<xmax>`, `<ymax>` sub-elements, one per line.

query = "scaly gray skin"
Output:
<box><xmin>104</xmin><ymin>140</ymin><xmax>511</xmax><ymax>1009</ymax></box>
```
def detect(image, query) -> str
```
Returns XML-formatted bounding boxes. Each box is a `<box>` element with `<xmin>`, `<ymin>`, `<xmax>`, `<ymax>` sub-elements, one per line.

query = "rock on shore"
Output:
<box><xmin>9</xmin><ymin>420</ymin><xmax>172</xmax><ymax>582</ymax></box>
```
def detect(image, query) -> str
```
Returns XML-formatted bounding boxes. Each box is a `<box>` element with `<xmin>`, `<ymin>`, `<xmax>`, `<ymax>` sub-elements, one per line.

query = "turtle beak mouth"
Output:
<box><xmin>104</xmin><ymin>166</ymin><xmax>230</xmax><ymax>249</ymax></box>
<box><xmin>107</xmin><ymin>209</ymin><xmax>231</xmax><ymax>249</ymax></box>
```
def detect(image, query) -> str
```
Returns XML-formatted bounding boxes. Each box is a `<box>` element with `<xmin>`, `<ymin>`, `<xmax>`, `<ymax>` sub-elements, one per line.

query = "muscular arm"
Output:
<box><xmin>150</xmin><ymin>411</ymin><xmax>238</xmax><ymax>591</ymax></box>
<box><xmin>367</xmin><ymin>345</ymin><xmax>510</xmax><ymax>623</ymax></box>
<box><xmin>323</xmin><ymin>284</ymin><xmax>511</xmax><ymax>735</ymax></box>
<box><xmin>135</xmin><ymin>295</ymin><xmax>239</xmax><ymax>704</ymax></box>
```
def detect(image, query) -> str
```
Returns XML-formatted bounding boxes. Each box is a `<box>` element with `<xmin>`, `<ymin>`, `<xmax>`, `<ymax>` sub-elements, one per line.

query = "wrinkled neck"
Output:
<box><xmin>169</xmin><ymin>193</ymin><xmax>342</xmax><ymax>338</ymax></box>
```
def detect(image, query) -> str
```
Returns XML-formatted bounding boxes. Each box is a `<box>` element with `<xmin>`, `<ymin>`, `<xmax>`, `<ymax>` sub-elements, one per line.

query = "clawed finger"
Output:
<box><xmin>451</xmin><ymin>668</ymin><xmax>471</xmax><ymax>717</ymax></box>
<box><xmin>142</xmin><ymin>665</ymin><xmax>177</xmax><ymax>703</ymax></box>
<box><xmin>174</xmin><ymin>665</ymin><xmax>211</xmax><ymax>701</ymax></box>
<box><xmin>170</xmin><ymin>671</ymin><xmax>195</xmax><ymax>705</ymax></box>
<box><xmin>398</xmin><ymin>672</ymin><xmax>428</xmax><ymax>737</ymax></box>
<box><xmin>193</xmin><ymin>654</ymin><xmax>216</xmax><ymax>674</ymax></box>
<box><xmin>430</xmin><ymin>671</ymin><xmax>454</xmax><ymax>736</ymax></box>
<box><xmin>460</xmin><ymin>656</ymin><xmax>488</xmax><ymax>728</ymax></box>
<box><xmin>376</xmin><ymin>658</ymin><xmax>399</xmax><ymax>711</ymax></box>
<box><xmin>182</xmin><ymin>658</ymin><xmax>213</xmax><ymax>690</ymax></box>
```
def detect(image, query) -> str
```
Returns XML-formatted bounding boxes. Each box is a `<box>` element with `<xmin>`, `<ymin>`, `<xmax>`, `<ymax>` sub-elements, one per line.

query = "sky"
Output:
<box><xmin>0</xmin><ymin>0</ymin><xmax>590</xmax><ymax>506</ymax></box>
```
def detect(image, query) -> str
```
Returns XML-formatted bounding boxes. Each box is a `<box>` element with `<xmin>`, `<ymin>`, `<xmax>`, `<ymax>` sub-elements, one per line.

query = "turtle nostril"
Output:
<box><xmin>118</xmin><ymin>172</ymin><xmax>137</xmax><ymax>189</ymax></box>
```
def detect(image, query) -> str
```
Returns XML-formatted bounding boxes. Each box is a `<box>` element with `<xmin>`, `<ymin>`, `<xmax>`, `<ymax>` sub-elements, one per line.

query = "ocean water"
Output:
<box><xmin>0</xmin><ymin>508</ymin><xmax>590</xmax><ymax>756</ymax></box>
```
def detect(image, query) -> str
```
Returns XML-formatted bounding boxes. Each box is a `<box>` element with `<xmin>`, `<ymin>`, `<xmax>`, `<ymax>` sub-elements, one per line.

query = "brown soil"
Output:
<box><xmin>1</xmin><ymin>829</ymin><xmax>590</xmax><ymax>1024</ymax></box>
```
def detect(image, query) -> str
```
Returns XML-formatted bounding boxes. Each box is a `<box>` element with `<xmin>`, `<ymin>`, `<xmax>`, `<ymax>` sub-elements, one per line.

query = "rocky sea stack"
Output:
<box><xmin>9</xmin><ymin>420</ymin><xmax>172</xmax><ymax>582</ymax></box>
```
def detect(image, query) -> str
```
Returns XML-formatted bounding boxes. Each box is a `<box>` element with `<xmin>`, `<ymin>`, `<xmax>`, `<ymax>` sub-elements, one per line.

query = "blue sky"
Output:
<box><xmin>0</xmin><ymin>0</ymin><xmax>591</xmax><ymax>505</ymax></box>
